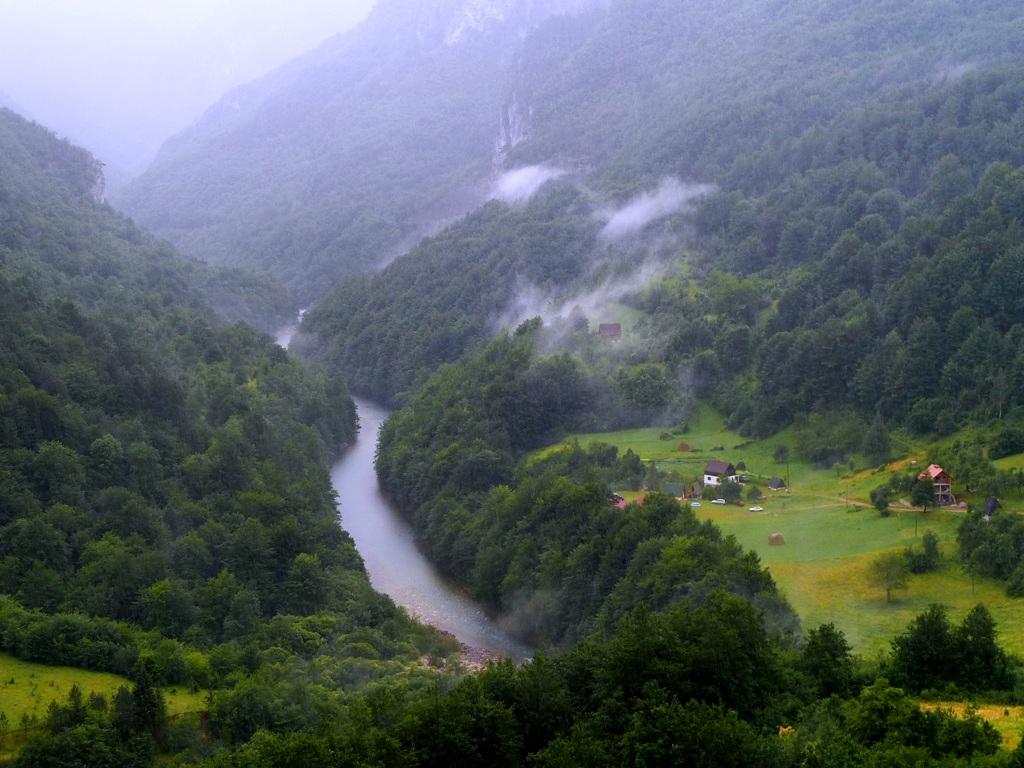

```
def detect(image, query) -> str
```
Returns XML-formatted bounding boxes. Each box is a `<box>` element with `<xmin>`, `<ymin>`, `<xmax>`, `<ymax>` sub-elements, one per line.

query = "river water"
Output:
<box><xmin>331</xmin><ymin>399</ymin><xmax>531</xmax><ymax>661</ymax></box>
<box><xmin>275</xmin><ymin>323</ymin><xmax>528</xmax><ymax>660</ymax></box>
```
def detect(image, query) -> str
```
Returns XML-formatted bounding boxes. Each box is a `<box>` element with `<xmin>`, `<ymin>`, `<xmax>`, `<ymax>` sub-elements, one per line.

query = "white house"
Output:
<box><xmin>703</xmin><ymin>460</ymin><xmax>738</xmax><ymax>487</ymax></box>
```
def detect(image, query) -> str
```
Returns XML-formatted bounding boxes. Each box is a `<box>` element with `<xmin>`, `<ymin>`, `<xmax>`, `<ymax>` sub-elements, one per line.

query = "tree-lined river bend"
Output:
<box><xmin>330</xmin><ymin>399</ymin><xmax>531</xmax><ymax>661</ymax></box>
<box><xmin>278</xmin><ymin>324</ymin><xmax>529</xmax><ymax>660</ymax></box>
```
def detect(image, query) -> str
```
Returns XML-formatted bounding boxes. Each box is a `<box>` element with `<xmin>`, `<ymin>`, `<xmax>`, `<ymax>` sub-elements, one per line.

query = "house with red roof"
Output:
<box><xmin>917</xmin><ymin>464</ymin><xmax>954</xmax><ymax>506</ymax></box>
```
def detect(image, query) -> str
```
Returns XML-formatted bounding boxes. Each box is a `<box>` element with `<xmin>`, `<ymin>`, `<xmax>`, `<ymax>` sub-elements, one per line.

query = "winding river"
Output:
<box><xmin>276</xmin><ymin>322</ymin><xmax>528</xmax><ymax>660</ymax></box>
<box><xmin>331</xmin><ymin>399</ymin><xmax>531</xmax><ymax>661</ymax></box>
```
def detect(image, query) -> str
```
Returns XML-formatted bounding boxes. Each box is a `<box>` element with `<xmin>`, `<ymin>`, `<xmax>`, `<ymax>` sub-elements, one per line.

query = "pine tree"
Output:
<box><xmin>863</xmin><ymin>413</ymin><xmax>891</xmax><ymax>466</ymax></box>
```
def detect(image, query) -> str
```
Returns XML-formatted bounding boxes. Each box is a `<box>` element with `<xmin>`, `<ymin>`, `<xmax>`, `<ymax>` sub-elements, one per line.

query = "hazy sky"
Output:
<box><xmin>0</xmin><ymin>0</ymin><xmax>376</xmax><ymax>173</ymax></box>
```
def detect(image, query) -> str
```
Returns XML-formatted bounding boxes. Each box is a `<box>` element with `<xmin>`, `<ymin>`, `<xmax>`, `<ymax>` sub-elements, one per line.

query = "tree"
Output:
<box><xmin>87</xmin><ymin>434</ymin><xmax>123</xmax><ymax>489</ymax></box>
<box><xmin>911</xmin><ymin>478</ymin><xmax>934</xmax><ymax>513</ymax></box>
<box><xmin>139</xmin><ymin>580</ymin><xmax>198</xmax><ymax>638</ymax></box>
<box><xmin>45</xmin><ymin>684</ymin><xmax>87</xmax><ymax>734</ymax></box>
<box><xmin>801</xmin><ymin>623</ymin><xmax>854</xmax><ymax>697</ymax></box>
<box><xmin>643</xmin><ymin>461</ymin><xmax>661</xmax><ymax>492</ymax></box>
<box><xmin>17</xmin><ymin>561</ymin><xmax>64</xmax><ymax>611</ymax></box>
<box><xmin>32</xmin><ymin>442</ymin><xmax>85</xmax><ymax>506</ymax></box>
<box><xmin>283</xmin><ymin>554</ymin><xmax>331</xmax><ymax>615</ymax></box>
<box><xmin>954</xmin><ymin>604</ymin><xmax>1011</xmax><ymax>691</ymax></box>
<box><xmin>862</xmin><ymin>413</ymin><xmax>891</xmax><ymax>466</ymax></box>
<box><xmin>720</xmin><ymin>480</ymin><xmax>743</xmax><ymax>503</ymax></box>
<box><xmin>870</xmin><ymin>484</ymin><xmax>891</xmax><ymax>516</ymax></box>
<box><xmin>869</xmin><ymin>553</ymin><xmax>909</xmax><ymax>603</ymax></box>
<box><xmin>907</xmin><ymin>531</ymin><xmax>941</xmax><ymax>574</ymax></box>
<box><xmin>130</xmin><ymin>660</ymin><xmax>167</xmax><ymax>743</ymax></box>
<box><xmin>619</xmin><ymin>364</ymin><xmax>674</xmax><ymax>411</ymax></box>
<box><xmin>889</xmin><ymin>604</ymin><xmax>954</xmax><ymax>692</ymax></box>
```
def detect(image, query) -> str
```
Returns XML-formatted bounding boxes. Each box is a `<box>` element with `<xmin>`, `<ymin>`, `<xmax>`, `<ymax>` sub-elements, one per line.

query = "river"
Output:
<box><xmin>331</xmin><ymin>399</ymin><xmax>531</xmax><ymax>661</ymax></box>
<box><xmin>275</xmin><ymin>322</ymin><xmax>528</xmax><ymax>660</ymax></box>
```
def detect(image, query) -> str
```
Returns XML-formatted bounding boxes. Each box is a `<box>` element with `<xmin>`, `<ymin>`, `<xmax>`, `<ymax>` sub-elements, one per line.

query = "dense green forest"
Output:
<box><xmin>375</xmin><ymin>328</ymin><xmax>792</xmax><ymax>646</ymax></box>
<box><xmin>509</xmin><ymin>0</ymin><xmax>1024</xmax><ymax>185</ymax></box>
<box><xmin>0</xmin><ymin>108</ymin><xmax>294</xmax><ymax>335</ymax></box>
<box><xmin>0</xmin><ymin>109</ymin><xmax>453</xmax><ymax>763</ymax></box>
<box><xmin>22</xmin><ymin>595</ymin><xmax>1022</xmax><ymax>766</ymax></box>
<box><xmin>306</xmin><ymin>66</ymin><xmax>1024</xmax><ymax>446</ymax></box>
<box><xmin>119</xmin><ymin>0</ymin><xmax>1024</xmax><ymax>304</ymax></box>
<box><xmin>299</xmin><ymin>186</ymin><xmax>601</xmax><ymax>404</ymax></box>
<box><xmin>641</xmin><ymin>68</ymin><xmax>1024</xmax><ymax>439</ymax></box>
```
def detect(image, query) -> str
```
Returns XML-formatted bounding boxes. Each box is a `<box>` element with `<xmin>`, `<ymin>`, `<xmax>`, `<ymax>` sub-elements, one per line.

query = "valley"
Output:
<box><xmin>5</xmin><ymin>0</ymin><xmax>1024</xmax><ymax>764</ymax></box>
<box><xmin>330</xmin><ymin>398</ymin><xmax>531</xmax><ymax>662</ymax></box>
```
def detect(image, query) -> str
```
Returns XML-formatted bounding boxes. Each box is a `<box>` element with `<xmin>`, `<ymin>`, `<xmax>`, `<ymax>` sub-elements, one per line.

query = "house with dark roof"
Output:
<box><xmin>918</xmin><ymin>464</ymin><xmax>954</xmax><ymax>506</ymax></box>
<box><xmin>703</xmin><ymin>460</ymin><xmax>738</xmax><ymax>487</ymax></box>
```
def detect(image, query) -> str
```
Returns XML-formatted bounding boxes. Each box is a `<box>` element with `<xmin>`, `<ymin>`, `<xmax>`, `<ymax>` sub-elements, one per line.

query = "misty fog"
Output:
<box><xmin>491</xmin><ymin>165</ymin><xmax>567</xmax><ymax>204</ymax></box>
<box><xmin>600</xmin><ymin>178</ymin><xmax>717</xmax><ymax>239</ymax></box>
<box><xmin>0</xmin><ymin>0</ymin><xmax>375</xmax><ymax>173</ymax></box>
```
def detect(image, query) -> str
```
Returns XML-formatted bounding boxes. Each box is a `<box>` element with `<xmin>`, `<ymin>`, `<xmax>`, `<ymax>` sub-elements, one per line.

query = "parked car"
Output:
<box><xmin>748</xmin><ymin>506</ymin><xmax>764</xmax><ymax>512</ymax></box>
<box><xmin>711</xmin><ymin>498</ymin><xmax>726</xmax><ymax>505</ymax></box>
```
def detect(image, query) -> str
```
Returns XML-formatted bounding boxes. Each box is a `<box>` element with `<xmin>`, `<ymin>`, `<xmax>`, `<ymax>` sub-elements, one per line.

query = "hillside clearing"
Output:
<box><xmin>0</xmin><ymin>652</ymin><xmax>206</xmax><ymax>759</ymax></box>
<box><xmin>553</xmin><ymin>403</ymin><xmax>1024</xmax><ymax>656</ymax></box>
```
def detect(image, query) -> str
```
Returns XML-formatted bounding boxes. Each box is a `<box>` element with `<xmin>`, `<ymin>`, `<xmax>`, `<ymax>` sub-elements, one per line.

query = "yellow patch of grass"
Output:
<box><xmin>921</xmin><ymin>702</ymin><xmax>1024</xmax><ymax>750</ymax></box>
<box><xmin>0</xmin><ymin>653</ymin><xmax>206</xmax><ymax>730</ymax></box>
<box><xmin>767</xmin><ymin>555</ymin><xmax>1024</xmax><ymax>657</ymax></box>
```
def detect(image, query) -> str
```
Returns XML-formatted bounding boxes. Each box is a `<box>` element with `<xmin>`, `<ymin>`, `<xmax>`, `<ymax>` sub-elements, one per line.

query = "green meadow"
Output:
<box><xmin>0</xmin><ymin>653</ymin><xmax>206</xmax><ymax>759</ymax></box>
<box><xmin>555</xmin><ymin>403</ymin><xmax>1024</xmax><ymax>657</ymax></box>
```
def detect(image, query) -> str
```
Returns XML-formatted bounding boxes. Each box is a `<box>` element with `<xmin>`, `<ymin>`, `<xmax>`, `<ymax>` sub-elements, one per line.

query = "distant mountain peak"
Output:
<box><xmin>370</xmin><ymin>0</ymin><xmax>596</xmax><ymax>48</ymax></box>
<box><xmin>0</xmin><ymin>90</ymin><xmax>29</xmax><ymax>119</ymax></box>
<box><xmin>445</xmin><ymin>0</ymin><xmax>515</xmax><ymax>45</ymax></box>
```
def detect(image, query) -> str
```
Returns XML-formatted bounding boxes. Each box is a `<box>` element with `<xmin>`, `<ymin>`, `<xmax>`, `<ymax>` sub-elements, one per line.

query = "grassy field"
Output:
<box><xmin>921</xmin><ymin>702</ymin><xmax>1024</xmax><ymax>750</ymax></box>
<box><xmin>0</xmin><ymin>652</ymin><xmax>206</xmax><ymax>758</ymax></box>
<box><xmin>555</xmin><ymin>403</ymin><xmax>1024</xmax><ymax>657</ymax></box>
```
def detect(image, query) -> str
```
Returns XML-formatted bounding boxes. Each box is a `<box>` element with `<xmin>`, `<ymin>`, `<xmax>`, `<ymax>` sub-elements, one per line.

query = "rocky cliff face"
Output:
<box><xmin>367</xmin><ymin>0</ymin><xmax>600</xmax><ymax>48</ymax></box>
<box><xmin>444</xmin><ymin>0</ymin><xmax>601</xmax><ymax>45</ymax></box>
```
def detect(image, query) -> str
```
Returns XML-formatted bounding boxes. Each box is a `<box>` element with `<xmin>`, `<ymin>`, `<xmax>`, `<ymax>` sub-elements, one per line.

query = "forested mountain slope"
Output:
<box><xmin>7</xmin><ymin>81</ymin><xmax>1024</xmax><ymax>767</ymax></box>
<box><xmin>1</xmin><ymin>108</ymin><xmax>293</xmax><ymax>334</ymax></box>
<box><xmin>634</xmin><ymin>67</ymin><xmax>1024</xmax><ymax>438</ymax></box>
<box><xmin>0</xmin><ymin>109</ymin><xmax>449</xmax><ymax>762</ymax></box>
<box><xmin>297</xmin><ymin>183</ymin><xmax>605</xmax><ymax>404</ymax></box>
<box><xmin>118</xmin><ymin>0</ymin><xmax>597</xmax><ymax>301</ymax></box>
<box><xmin>305</xmin><ymin>68</ymin><xmax>1024</xmax><ymax>421</ymax></box>
<box><xmin>507</xmin><ymin>0</ymin><xmax>1024</xmax><ymax>185</ymax></box>
<box><xmin>120</xmin><ymin>0</ymin><xmax>1024</xmax><ymax>305</ymax></box>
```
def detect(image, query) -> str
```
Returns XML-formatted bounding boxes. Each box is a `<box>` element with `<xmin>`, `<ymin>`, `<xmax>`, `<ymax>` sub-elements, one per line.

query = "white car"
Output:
<box><xmin>711</xmin><ymin>498</ymin><xmax>726</xmax><ymax>505</ymax></box>
<box><xmin>749</xmin><ymin>506</ymin><xmax>764</xmax><ymax>512</ymax></box>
